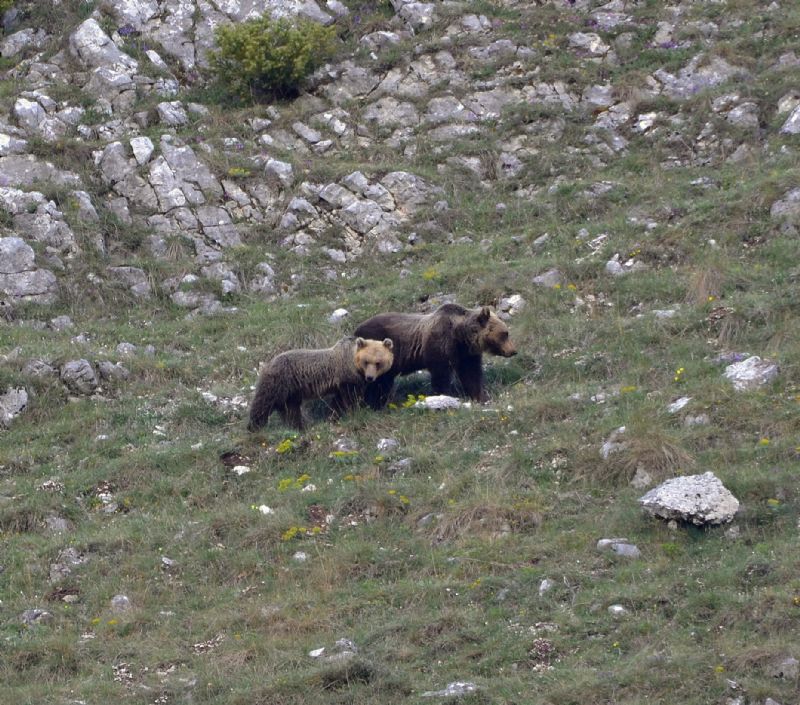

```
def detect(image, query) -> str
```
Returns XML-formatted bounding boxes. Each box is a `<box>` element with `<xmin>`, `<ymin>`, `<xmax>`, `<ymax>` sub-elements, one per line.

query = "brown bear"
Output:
<box><xmin>353</xmin><ymin>303</ymin><xmax>517</xmax><ymax>408</ymax></box>
<box><xmin>247</xmin><ymin>336</ymin><xmax>394</xmax><ymax>431</ymax></box>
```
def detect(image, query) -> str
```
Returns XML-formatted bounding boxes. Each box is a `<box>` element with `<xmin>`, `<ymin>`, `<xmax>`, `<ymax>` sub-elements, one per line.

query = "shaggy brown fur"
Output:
<box><xmin>247</xmin><ymin>336</ymin><xmax>394</xmax><ymax>431</ymax></box>
<box><xmin>354</xmin><ymin>303</ymin><xmax>517</xmax><ymax>408</ymax></box>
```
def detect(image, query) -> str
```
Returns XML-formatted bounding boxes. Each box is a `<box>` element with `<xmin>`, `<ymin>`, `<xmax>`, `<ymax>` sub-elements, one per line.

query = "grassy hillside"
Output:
<box><xmin>1</xmin><ymin>0</ymin><xmax>799</xmax><ymax>703</ymax></box>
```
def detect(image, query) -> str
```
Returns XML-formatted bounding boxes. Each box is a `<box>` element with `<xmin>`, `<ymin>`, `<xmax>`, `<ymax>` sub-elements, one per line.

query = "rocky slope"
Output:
<box><xmin>1</xmin><ymin>0</ymin><xmax>797</xmax><ymax>316</ymax></box>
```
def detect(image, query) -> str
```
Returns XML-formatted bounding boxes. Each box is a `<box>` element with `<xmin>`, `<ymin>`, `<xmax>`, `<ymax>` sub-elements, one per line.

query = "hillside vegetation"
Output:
<box><xmin>1</xmin><ymin>0</ymin><xmax>799</xmax><ymax>703</ymax></box>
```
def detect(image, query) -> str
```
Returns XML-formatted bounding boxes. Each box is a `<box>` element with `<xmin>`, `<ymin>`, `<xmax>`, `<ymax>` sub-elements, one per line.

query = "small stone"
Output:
<box><xmin>0</xmin><ymin>387</ymin><xmax>27</xmax><ymax>427</ymax></box>
<box><xmin>110</xmin><ymin>594</ymin><xmax>131</xmax><ymax>612</ymax></box>
<box><xmin>532</xmin><ymin>268</ymin><xmax>563</xmax><ymax>288</ymax></box>
<box><xmin>333</xmin><ymin>437</ymin><xmax>358</xmax><ymax>453</ymax></box>
<box><xmin>611</xmin><ymin>543</ymin><xmax>641</xmax><ymax>558</ymax></box>
<box><xmin>684</xmin><ymin>413</ymin><xmax>710</xmax><ymax>427</ymax></box>
<box><xmin>606</xmin><ymin>258</ymin><xmax>625</xmax><ymax>276</ymax></box>
<box><xmin>725</xmin><ymin>525</ymin><xmax>740</xmax><ymax>540</ymax></box>
<box><xmin>293</xmin><ymin>551</ymin><xmax>308</xmax><ymax>563</ymax></box>
<box><xmin>21</xmin><ymin>608</ymin><xmax>53</xmax><ymax>626</ymax></box>
<box><xmin>328</xmin><ymin>308</ymin><xmax>349</xmax><ymax>324</ymax></box>
<box><xmin>415</xmin><ymin>395</ymin><xmax>463</xmax><ymax>410</ymax></box>
<box><xmin>258</xmin><ymin>505</ymin><xmax>274</xmax><ymax>515</ymax></box>
<box><xmin>421</xmin><ymin>682</ymin><xmax>478</xmax><ymax>698</ymax></box>
<box><xmin>668</xmin><ymin>397</ymin><xmax>692</xmax><ymax>413</ymax></box>
<box><xmin>97</xmin><ymin>361</ymin><xmax>130</xmax><ymax>382</ymax></box>
<box><xmin>156</xmin><ymin>101</ymin><xmax>188</xmax><ymax>127</ymax></box>
<box><xmin>771</xmin><ymin>657</ymin><xmax>799</xmax><ymax>680</ymax></box>
<box><xmin>597</xmin><ymin>538</ymin><xmax>640</xmax><ymax>558</ymax></box>
<box><xmin>231</xmin><ymin>465</ymin><xmax>251</xmax><ymax>476</ymax></box>
<box><xmin>600</xmin><ymin>426</ymin><xmax>627</xmax><ymax>459</ymax></box>
<box><xmin>630</xmin><ymin>466</ymin><xmax>654</xmax><ymax>490</ymax></box>
<box><xmin>608</xmin><ymin>604</ymin><xmax>628</xmax><ymax>617</ymax></box>
<box><xmin>532</xmin><ymin>233</ymin><xmax>550</xmax><ymax>250</ymax></box>
<box><xmin>309</xmin><ymin>647</ymin><xmax>326</xmax><ymax>658</ymax></box>
<box><xmin>653</xmin><ymin>308</ymin><xmax>678</xmax><ymax>319</ymax></box>
<box><xmin>539</xmin><ymin>578</ymin><xmax>556</xmax><ymax>596</ymax></box>
<box><xmin>49</xmin><ymin>315</ymin><xmax>73</xmax><ymax>331</ymax></box>
<box><xmin>780</xmin><ymin>105</ymin><xmax>800</xmax><ymax>135</ymax></box>
<box><xmin>44</xmin><ymin>515</ymin><xmax>73</xmax><ymax>533</ymax></box>
<box><xmin>60</xmin><ymin>359</ymin><xmax>98</xmax><ymax>395</ymax></box>
<box><xmin>376</xmin><ymin>438</ymin><xmax>399</xmax><ymax>453</ymax></box>
<box><xmin>387</xmin><ymin>457</ymin><xmax>412</xmax><ymax>475</ymax></box>
<box><xmin>116</xmin><ymin>342</ymin><xmax>137</xmax><ymax>356</ymax></box>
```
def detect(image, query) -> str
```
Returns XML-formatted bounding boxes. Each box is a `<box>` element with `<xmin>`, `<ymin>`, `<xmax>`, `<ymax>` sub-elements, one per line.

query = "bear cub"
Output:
<box><xmin>248</xmin><ymin>336</ymin><xmax>394</xmax><ymax>431</ymax></box>
<box><xmin>354</xmin><ymin>303</ymin><xmax>516</xmax><ymax>409</ymax></box>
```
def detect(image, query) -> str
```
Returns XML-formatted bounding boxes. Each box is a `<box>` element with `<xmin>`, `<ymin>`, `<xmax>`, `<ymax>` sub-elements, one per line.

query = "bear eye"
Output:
<box><xmin>500</xmin><ymin>332</ymin><xmax>508</xmax><ymax>341</ymax></box>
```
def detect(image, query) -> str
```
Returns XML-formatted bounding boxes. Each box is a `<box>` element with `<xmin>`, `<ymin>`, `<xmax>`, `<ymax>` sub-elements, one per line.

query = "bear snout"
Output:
<box><xmin>503</xmin><ymin>345</ymin><xmax>518</xmax><ymax>357</ymax></box>
<box><xmin>364</xmin><ymin>373</ymin><xmax>376</xmax><ymax>382</ymax></box>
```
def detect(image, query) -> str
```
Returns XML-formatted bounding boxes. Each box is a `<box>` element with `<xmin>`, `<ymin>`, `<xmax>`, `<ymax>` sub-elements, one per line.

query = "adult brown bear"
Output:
<box><xmin>247</xmin><ymin>336</ymin><xmax>394</xmax><ymax>430</ymax></box>
<box><xmin>354</xmin><ymin>303</ymin><xmax>516</xmax><ymax>409</ymax></box>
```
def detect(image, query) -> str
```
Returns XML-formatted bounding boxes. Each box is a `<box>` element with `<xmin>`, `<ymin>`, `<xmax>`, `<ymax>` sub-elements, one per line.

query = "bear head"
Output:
<box><xmin>467</xmin><ymin>307</ymin><xmax>517</xmax><ymax>357</ymax></box>
<box><xmin>355</xmin><ymin>337</ymin><xmax>395</xmax><ymax>382</ymax></box>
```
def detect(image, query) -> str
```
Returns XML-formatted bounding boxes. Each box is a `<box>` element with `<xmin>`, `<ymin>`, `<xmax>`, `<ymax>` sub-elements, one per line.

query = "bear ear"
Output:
<box><xmin>356</xmin><ymin>337</ymin><xmax>366</xmax><ymax>349</ymax></box>
<box><xmin>382</xmin><ymin>338</ymin><xmax>394</xmax><ymax>350</ymax></box>
<box><xmin>476</xmin><ymin>306</ymin><xmax>491</xmax><ymax>326</ymax></box>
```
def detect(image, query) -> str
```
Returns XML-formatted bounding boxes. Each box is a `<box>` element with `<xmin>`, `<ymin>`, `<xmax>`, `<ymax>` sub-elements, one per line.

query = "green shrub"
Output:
<box><xmin>0</xmin><ymin>0</ymin><xmax>13</xmax><ymax>15</ymax></box>
<box><xmin>210</xmin><ymin>16</ymin><xmax>338</xmax><ymax>101</ymax></box>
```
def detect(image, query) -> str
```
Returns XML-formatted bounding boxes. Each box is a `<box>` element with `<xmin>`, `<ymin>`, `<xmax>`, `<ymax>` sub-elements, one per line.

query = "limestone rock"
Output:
<box><xmin>723</xmin><ymin>355</ymin><xmax>779</xmax><ymax>391</ymax></box>
<box><xmin>779</xmin><ymin>105</ymin><xmax>800</xmax><ymax>135</ymax></box>
<box><xmin>0</xmin><ymin>387</ymin><xmax>27</xmax><ymax>428</ymax></box>
<box><xmin>415</xmin><ymin>395</ymin><xmax>463</xmax><ymax>410</ymax></box>
<box><xmin>0</xmin><ymin>237</ymin><xmax>58</xmax><ymax>304</ymax></box>
<box><xmin>0</xmin><ymin>28</ymin><xmax>49</xmax><ymax>58</ymax></box>
<box><xmin>655</xmin><ymin>55</ymin><xmax>745</xmax><ymax>100</ymax></box>
<box><xmin>97</xmin><ymin>361</ymin><xmax>131</xmax><ymax>382</ymax></box>
<box><xmin>107</xmin><ymin>266</ymin><xmax>151</xmax><ymax>298</ymax></box>
<box><xmin>363</xmin><ymin>97</ymin><xmax>419</xmax><ymax>129</ymax></box>
<box><xmin>264</xmin><ymin>158</ymin><xmax>294</xmax><ymax>190</ymax></box>
<box><xmin>392</xmin><ymin>0</ymin><xmax>437</xmax><ymax>31</ymax></box>
<box><xmin>60</xmin><ymin>359</ymin><xmax>98</xmax><ymax>395</ymax></box>
<box><xmin>0</xmin><ymin>236</ymin><xmax>34</xmax><ymax>273</ymax></box>
<box><xmin>639</xmin><ymin>471</ymin><xmax>739</xmax><ymax>525</ymax></box>
<box><xmin>421</xmin><ymin>682</ymin><xmax>477</xmax><ymax>698</ymax></box>
<box><xmin>0</xmin><ymin>155</ymin><xmax>81</xmax><ymax>188</ymax></box>
<box><xmin>569</xmin><ymin>32</ymin><xmax>610</xmax><ymax>57</ymax></box>
<box><xmin>69</xmin><ymin>19</ymin><xmax>138</xmax><ymax>72</ymax></box>
<box><xmin>597</xmin><ymin>538</ymin><xmax>640</xmax><ymax>558</ymax></box>
<box><xmin>770</xmin><ymin>188</ymin><xmax>800</xmax><ymax>229</ymax></box>
<box><xmin>156</xmin><ymin>101</ymin><xmax>188</xmax><ymax>127</ymax></box>
<box><xmin>20</xmin><ymin>608</ymin><xmax>54</xmax><ymax>626</ymax></box>
<box><xmin>380</xmin><ymin>171</ymin><xmax>442</xmax><ymax>215</ymax></box>
<box><xmin>532</xmin><ymin>269</ymin><xmax>564</xmax><ymax>289</ymax></box>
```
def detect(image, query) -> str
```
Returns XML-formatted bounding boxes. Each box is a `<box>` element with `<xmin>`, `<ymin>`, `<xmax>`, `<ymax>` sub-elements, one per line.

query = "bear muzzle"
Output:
<box><xmin>498</xmin><ymin>342</ymin><xmax>517</xmax><ymax>357</ymax></box>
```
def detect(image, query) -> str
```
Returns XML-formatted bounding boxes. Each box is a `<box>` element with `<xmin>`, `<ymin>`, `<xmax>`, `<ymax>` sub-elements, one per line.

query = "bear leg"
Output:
<box><xmin>279</xmin><ymin>396</ymin><xmax>305</xmax><ymax>430</ymax></box>
<box><xmin>331</xmin><ymin>385</ymin><xmax>358</xmax><ymax>418</ymax></box>
<box><xmin>364</xmin><ymin>373</ymin><xmax>396</xmax><ymax>410</ymax></box>
<box><xmin>429</xmin><ymin>364</ymin><xmax>454</xmax><ymax>396</ymax></box>
<box><xmin>455</xmin><ymin>354</ymin><xmax>487</xmax><ymax>402</ymax></box>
